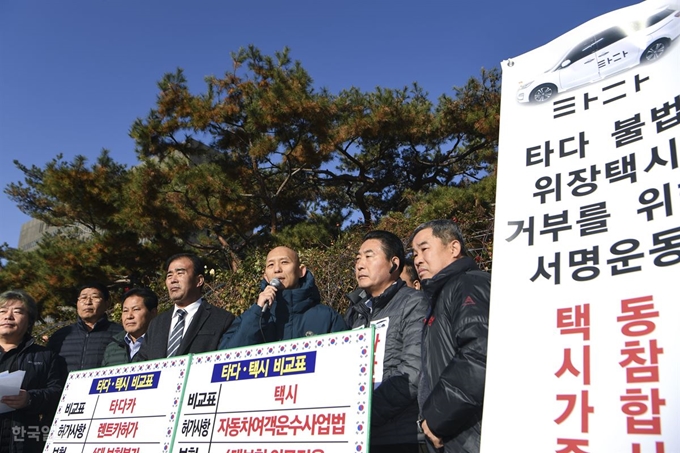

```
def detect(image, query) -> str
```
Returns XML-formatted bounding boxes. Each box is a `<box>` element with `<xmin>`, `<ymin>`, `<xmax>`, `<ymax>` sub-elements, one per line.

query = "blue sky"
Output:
<box><xmin>0</xmin><ymin>0</ymin><xmax>637</xmax><ymax>247</ymax></box>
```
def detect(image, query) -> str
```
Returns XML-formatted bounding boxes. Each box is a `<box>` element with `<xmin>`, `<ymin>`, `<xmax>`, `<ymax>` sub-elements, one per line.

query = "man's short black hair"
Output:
<box><xmin>164</xmin><ymin>253</ymin><xmax>205</xmax><ymax>277</ymax></box>
<box><xmin>362</xmin><ymin>230</ymin><xmax>405</xmax><ymax>274</ymax></box>
<box><xmin>410</xmin><ymin>219</ymin><xmax>469</xmax><ymax>256</ymax></box>
<box><xmin>122</xmin><ymin>287</ymin><xmax>159</xmax><ymax>312</ymax></box>
<box><xmin>402</xmin><ymin>258</ymin><xmax>419</xmax><ymax>284</ymax></box>
<box><xmin>78</xmin><ymin>281</ymin><xmax>110</xmax><ymax>302</ymax></box>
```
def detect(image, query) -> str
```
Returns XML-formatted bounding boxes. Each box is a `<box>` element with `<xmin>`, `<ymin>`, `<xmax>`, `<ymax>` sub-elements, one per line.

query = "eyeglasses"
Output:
<box><xmin>77</xmin><ymin>295</ymin><xmax>104</xmax><ymax>303</ymax></box>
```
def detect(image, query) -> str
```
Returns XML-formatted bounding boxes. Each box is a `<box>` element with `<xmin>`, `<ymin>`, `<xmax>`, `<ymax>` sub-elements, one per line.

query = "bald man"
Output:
<box><xmin>219</xmin><ymin>246</ymin><xmax>347</xmax><ymax>349</ymax></box>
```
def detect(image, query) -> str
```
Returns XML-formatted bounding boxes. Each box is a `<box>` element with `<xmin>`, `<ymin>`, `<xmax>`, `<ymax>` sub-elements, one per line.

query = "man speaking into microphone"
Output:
<box><xmin>219</xmin><ymin>246</ymin><xmax>347</xmax><ymax>349</ymax></box>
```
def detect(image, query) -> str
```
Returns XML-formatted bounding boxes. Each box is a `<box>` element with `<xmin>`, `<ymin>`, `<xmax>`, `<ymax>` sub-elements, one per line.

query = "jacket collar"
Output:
<box><xmin>77</xmin><ymin>314</ymin><xmax>111</xmax><ymax>332</ymax></box>
<box><xmin>112</xmin><ymin>330</ymin><xmax>127</xmax><ymax>345</ymax></box>
<box><xmin>421</xmin><ymin>256</ymin><xmax>479</xmax><ymax>298</ymax></box>
<box><xmin>346</xmin><ymin>279</ymin><xmax>405</xmax><ymax>311</ymax></box>
<box><xmin>259</xmin><ymin>271</ymin><xmax>321</xmax><ymax>314</ymax></box>
<box><xmin>0</xmin><ymin>334</ymin><xmax>35</xmax><ymax>358</ymax></box>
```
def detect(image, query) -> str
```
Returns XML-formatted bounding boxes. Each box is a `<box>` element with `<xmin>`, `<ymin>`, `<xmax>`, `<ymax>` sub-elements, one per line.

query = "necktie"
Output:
<box><xmin>167</xmin><ymin>309</ymin><xmax>187</xmax><ymax>357</ymax></box>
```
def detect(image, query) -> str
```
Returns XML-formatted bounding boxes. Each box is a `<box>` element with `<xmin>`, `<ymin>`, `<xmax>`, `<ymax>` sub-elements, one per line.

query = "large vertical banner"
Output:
<box><xmin>44</xmin><ymin>358</ymin><xmax>189</xmax><ymax>452</ymax></box>
<box><xmin>174</xmin><ymin>328</ymin><xmax>373</xmax><ymax>453</ymax></box>
<box><xmin>483</xmin><ymin>1</ymin><xmax>680</xmax><ymax>452</ymax></box>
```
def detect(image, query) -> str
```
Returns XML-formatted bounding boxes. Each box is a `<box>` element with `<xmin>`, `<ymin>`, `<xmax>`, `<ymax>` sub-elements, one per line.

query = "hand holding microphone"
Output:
<box><xmin>259</xmin><ymin>277</ymin><xmax>283</xmax><ymax>314</ymax></box>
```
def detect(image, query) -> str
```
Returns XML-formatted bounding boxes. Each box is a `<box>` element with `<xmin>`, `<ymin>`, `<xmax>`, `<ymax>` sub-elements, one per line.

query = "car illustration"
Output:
<box><xmin>517</xmin><ymin>7</ymin><xmax>680</xmax><ymax>103</ymax></box>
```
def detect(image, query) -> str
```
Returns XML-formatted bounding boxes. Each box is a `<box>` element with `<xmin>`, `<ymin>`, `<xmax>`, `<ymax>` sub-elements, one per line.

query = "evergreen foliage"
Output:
<box><xmin>1</xmin><ymin>47</ymin><xmax>499</xmax><ymax>335</ymax></box>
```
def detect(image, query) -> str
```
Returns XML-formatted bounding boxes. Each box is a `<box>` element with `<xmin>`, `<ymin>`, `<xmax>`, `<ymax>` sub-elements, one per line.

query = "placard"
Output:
<box><xmin>174</xmin><ymin>328</ymin><xmax>373</xmax><ymax>453</ymax></box>
<box><xmin>483</xmin><ymin>1</ymin><xmax>680</xmax><ymax>452</ymax></box>
<box><xmin>44</xmin><ymin>357</ymin><xmax>189</xmax><ymax>453</ymax></box>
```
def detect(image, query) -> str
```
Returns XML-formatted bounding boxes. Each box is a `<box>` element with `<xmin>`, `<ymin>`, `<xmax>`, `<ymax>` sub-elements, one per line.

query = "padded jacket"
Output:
<box><xmin>344</xmin><ymin>280</ymin><xmax>429</xmax><ymax>446</ymax></box>
<box><xmin>0</xmin><ymin>336</ymin><xmax>67</xmax><ymax>453</ymax></box>
<box><xmin>47</xmin><ymin>316</ymin><xmax>123</xmax><ymax>373</ymax></box>
<box><xmin>419</xmin><ymin>256</ymin><xmax>490</xmax><ymax>453</ymax></box>
<box><xmin>102</xmin><ymin>331</ymin><xmax>132</xmax><ymax>366</ymax></box>
<box><xmin>219</xmin><ymin>271</ymin><xmax>347</xmax><ymax>349</ymax></box>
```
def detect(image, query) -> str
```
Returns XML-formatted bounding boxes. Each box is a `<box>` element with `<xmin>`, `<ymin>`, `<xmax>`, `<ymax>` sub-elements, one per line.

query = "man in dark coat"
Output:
<box><xmin>400</xmin><ymin>258</ymin><xmax>421</xmax><ymax>290</ymax></box>
<box><xmin>219</xmin><ymin>246</ymin><xmax>346</xmax><ymax>349</ymax></box>
<box><xmin>0</xmin><ymin>290</ymin><xmax>67</xmax><ymax>453</ymax></box>
<box><xmin>103</xmin><ymin>287</ymin><xmax>158</xmax><ymax>366</ymax></box>
<box><xmin>410</xmin><ymin>220</ymin><xmax>491</xmax><ymax>453</ymax></box>
<box><xmin>47</xmin><ymin>281</ymin><xmax>123</xmax><ymax>373</ymax></box>
<box><xmin>135</xmin><ymin>253</ymin><xmax>235</xmax><ymax>361</ymax></box>
<box><xmin>345</xmin><ymin>231</ymin><xmax>429</xmax><ymax>453</ymax></box>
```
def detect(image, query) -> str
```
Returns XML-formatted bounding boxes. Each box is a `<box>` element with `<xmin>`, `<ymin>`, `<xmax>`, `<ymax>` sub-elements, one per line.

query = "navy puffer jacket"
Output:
<box><xmin>219</xmin><ymin>271</ymin><xmax>347</xmax><ymax>349</ymax></box>
<box><xmin>47</xmin><ymin>316</ymin><xmax>123</xmax><ymax>373</ymax></box>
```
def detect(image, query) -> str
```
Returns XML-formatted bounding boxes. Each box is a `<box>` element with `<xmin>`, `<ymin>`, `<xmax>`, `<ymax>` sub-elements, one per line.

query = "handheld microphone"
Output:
<box><xmin>262</xmin><ymin>278</ymin><xmax>284</xmax><ymax>314</ymax></box>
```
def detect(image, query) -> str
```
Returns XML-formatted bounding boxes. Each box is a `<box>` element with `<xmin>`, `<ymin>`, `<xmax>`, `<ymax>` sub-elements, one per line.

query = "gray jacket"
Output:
<box><xmin>344</xmin><ymin>280</ymin><xmax>429</xmax><ymax>446</ymax></box>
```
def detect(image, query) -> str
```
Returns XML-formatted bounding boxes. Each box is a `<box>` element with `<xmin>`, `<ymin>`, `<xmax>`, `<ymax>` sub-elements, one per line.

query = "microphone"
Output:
<box><xmin>262</xmin><ymin>278</ymin><xmax>283</xmax><ymax>314</ymax></box>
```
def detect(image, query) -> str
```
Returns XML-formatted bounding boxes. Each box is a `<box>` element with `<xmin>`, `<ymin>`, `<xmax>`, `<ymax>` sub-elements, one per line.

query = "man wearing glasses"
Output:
<box><xmin>48</xmin><ymin>282</ymin><xmax>123</xmax><ymax>373</ymax></box>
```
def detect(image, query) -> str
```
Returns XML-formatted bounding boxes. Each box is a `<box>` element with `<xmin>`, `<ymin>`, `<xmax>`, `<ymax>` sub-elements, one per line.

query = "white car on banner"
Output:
<box><xmin>516</xmin><ymin>6</ymin><xmax>680</xmax><ymax>103</ymax></box>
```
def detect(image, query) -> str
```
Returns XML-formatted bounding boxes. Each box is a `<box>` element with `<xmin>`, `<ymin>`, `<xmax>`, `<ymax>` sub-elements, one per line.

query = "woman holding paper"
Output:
<box><xmin>0</xmin><ymin>290</ymin><xmax>66</xmax><ymax>453</ymax></box>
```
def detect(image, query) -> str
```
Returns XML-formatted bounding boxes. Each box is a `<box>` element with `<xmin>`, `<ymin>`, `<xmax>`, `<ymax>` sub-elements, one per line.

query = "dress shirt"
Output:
<box><xmin>124</xmin><ymin>333</ymin><xmax>146</xmax><ymax>359</ymax></box>
<box><xmin>169</xmin><ymin>298</ymin><xmax>203</xmax><ymax>336</ymax></box>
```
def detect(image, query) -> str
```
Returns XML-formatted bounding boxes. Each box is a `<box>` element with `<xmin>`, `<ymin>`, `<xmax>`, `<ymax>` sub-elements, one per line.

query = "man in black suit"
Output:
<box><xmin>134</xmin><ymin>253</ymin><xmax>234</xmax><ymax>361</ymax></box>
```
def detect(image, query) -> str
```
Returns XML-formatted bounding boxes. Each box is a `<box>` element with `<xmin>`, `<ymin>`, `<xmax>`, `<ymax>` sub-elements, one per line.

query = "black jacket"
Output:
<box><xmin>0</xmin><ymin>336</ymin><xmax>67</xmax><ymax>453</ymax></box>
<box><xmin>345</xmin><ymin>280</ymin><xmax>429</xmax><ymax>446</ymax></box>
<box><xmin>135</xmin><ymin>300</ymin><xmax>234</xmax><ymax>361</ymax></box>
<box><xmin>219</xmin><ymin>272</ymin><xmax>347</xmax><ymax>349</ymax></box>
<box><xmin>419</xmin><ymin>257</ymin><xmax>491</xmax><ymax>453</ymax></box>
<box><xmin>47</xmin><ymin>316</ymin><xmax>123</xmax><ymax>373</ymax></box>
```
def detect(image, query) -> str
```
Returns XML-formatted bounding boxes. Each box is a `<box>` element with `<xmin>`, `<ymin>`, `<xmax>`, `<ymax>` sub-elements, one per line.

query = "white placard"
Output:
<box><xmin>352</xmin><ymin>317</ymin><xmax>389</xmax><ymax>387</ymax></box>
<box><xmin>483</xmin><ymin>1</ymin><xmax>680</xmax><ymax>452</ymax></box>
<box><xmin>44</xmin><ymin>358</ymin><xmax>189</xmax><ymax>453</ymax></box>
<box><xmin>0</xmin><ymin>370</ymin><xmax>25</xmax><ymax>413</ymax></box>
<box><xmin>369</xmin><ymin>317</ymin><xmax>388</xmax><ymax>388</ymax></box>
<box><xmin>174</xmin><ymin>328</ymin><xmax>374</xmax><ymax>453</ymax></box>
